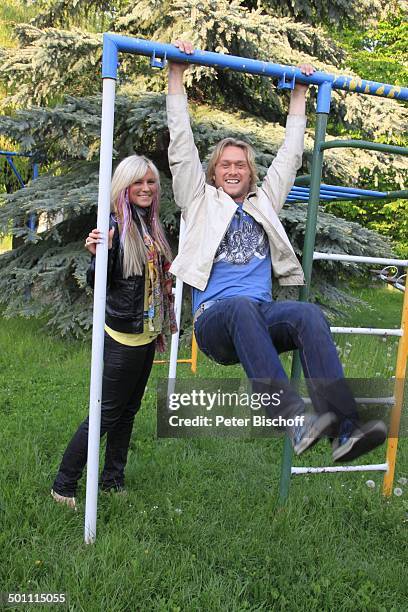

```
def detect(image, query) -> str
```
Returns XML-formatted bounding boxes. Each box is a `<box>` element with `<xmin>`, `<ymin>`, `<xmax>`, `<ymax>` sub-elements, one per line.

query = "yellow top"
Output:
<box><xmin>104</xmin><ymin>269</ymin><xmax>158</xmax><ymax>347</ymax></box>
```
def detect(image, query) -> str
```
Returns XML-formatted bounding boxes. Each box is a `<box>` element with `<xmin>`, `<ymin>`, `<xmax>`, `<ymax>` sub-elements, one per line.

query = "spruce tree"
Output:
<box><xmin>0</xmin><ymin>0</ymin><xmax>406</xmax><ymax>337</ymax></box>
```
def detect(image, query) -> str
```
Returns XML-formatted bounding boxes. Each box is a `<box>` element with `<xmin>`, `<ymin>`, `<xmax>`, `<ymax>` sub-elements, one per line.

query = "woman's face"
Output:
<box><xmin>128</xmin><ymin>168</ymin><xmax>158</xmax><ymax>208</ymax></box>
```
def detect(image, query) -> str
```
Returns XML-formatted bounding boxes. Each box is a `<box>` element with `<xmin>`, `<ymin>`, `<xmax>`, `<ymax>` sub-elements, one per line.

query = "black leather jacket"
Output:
<box><xmin>87</xmin><ymin>214</ymin><xmax>145</xmax><ymax>334</ymax></box>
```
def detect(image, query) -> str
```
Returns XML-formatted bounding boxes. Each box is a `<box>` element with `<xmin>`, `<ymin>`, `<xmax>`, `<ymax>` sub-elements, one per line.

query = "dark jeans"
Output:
<box><xmin>194</xmin><ymin>297</ymin><xmax>359</xmax><ymax>429</ymax></box>
<box><xmin>53</xmin><ymin>334</ymin><xmax>155</xmax><ymax>497</ymax></box>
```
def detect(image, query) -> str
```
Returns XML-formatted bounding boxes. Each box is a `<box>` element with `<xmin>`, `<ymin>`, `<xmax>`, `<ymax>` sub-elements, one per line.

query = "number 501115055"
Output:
<box><xmin>1</xmin><ymin>593</ymin><xmax>67</xmax><ymax>606</ymax></box>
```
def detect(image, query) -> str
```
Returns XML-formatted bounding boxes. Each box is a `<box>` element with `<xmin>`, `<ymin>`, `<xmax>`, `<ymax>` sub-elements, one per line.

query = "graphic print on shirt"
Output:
<box><xmin>214</xmin><ymin>213</ymin><xmax>268</xmax><ymax>265</ymax></box>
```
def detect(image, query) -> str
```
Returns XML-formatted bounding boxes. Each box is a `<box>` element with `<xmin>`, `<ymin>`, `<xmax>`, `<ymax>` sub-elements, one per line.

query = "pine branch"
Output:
<box><xmin>30</xmin><ymin>0</ymin><xmax>121</xmax><ymax>29</ymax></box>
<box><xmin>259</xmin><ymin>0</ymin><xmax>383</xmax><ymax>27</ymax></box>
<box><xmin>0</xmin><ymin>25</ymin><xmax>101</xmax><ymax>106</ymax></box>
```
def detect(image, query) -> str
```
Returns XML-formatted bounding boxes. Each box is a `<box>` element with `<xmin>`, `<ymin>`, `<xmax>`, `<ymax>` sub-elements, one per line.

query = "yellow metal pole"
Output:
<box><xmin>153</xmin><ymin>358</ymin><xmax>193</xmax><ymax>365</ymax></box>
<box><xmin>191</xmin><ymin>331</ymin><xmax>198</xmax><ymax>373</ymax></box>
<box><xmin>153</xmin><ymin>332</ymin><xmax>199</xmax><ymax>368</ymax></box>
<box><xmin>154</xmin><ymin>332</ymin><xmax>199</xmax><ymax>371</ymax></box>
<box><xmin>383</xmin><ymin>272</ymin><xmax>408</xmax><ymax>496</ymax></box>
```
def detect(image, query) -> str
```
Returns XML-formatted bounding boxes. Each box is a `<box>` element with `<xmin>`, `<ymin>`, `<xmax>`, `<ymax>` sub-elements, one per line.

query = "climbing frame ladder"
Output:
<box><xmin>278</xmin><ymin>130</ymin><xmax>408</xmax><ymax>503</ymax></box>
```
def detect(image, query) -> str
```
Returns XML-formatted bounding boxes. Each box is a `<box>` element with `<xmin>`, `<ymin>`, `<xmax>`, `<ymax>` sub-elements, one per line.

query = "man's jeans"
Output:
<box><xmin>194</xmin><ymin>297</ymin><xmax>359</xmax><ymax>428</ymax></box>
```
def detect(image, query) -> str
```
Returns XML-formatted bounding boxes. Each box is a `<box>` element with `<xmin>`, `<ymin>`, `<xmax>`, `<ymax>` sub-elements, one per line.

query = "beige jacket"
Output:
<box><xmin>166</xmin><ymin>93</ymin><xmax>306</xmax><ymax>291</ymax></box>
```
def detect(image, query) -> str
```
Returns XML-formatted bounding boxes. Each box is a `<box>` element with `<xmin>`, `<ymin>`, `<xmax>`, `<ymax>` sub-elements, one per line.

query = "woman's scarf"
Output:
<box><xmin>138</xmin><ymin>212</ymin><xmax>177</xmax><ymax>353</ymax></box>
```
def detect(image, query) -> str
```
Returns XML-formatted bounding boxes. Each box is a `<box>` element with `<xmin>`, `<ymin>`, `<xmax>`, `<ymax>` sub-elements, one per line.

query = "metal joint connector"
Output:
<box><xmin>150</xmin><ymin>51</ymin><xmax>167</xmax><ymax>69</ymax></box>
<box><xmin>277</xmin><ymin>72</ymin><xmax>296</xmax><ymax>90</ymax></box>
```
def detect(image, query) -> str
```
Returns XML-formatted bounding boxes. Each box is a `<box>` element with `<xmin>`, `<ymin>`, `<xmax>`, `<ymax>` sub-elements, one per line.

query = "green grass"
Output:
<box><xmin>0</xmin><ymin>284</ymin><xmax>407</xmax><ymax>611</ymax></box>
<box><xmin>328</xmin><ymin>282</ymin><xmax>404</xmax><ymax>379</ymax></box>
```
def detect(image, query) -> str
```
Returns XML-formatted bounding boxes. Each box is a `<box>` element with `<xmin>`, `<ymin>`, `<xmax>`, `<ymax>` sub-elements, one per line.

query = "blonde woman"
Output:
<box><xmin>51</xmin><ymin>155</ymin><xmax>176</xmax><ymax>508</ymax></box>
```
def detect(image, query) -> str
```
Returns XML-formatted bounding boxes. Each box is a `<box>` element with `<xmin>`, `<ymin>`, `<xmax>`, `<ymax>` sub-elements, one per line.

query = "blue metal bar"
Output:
<box><xmin>0</xmin><ymin>150</ymin><xmax>32</xmax><ymax>158</ymax></box>
<box><xmin>288</xmin><ymin>183</ymin><xmax>401</xmax><ymax>201</ymax></box>
<box><xmin>291</xmin><ymin>191</ymin><xmax>376</xmax><ymax>201</ymax></box>
<box><xmin>316</xmin><ymin>81</ymin><xmax>332</xmax><ymax>113</ymax></box>
<box><xmin>287</xmin><ymin>196</ymin><xmax>336</xmax><ymax>202</ymax></box>
<box><xmin>317</xmin><ymin>184</ymin><xmax>386</xmax><ymax>197</ymax></box>
<box><xmin>1</xmin><ymin>151</ymin><xmax>39</xmax><ymax>232</ymax></box>
<box><xmin>6</xmin><ymin>156</ymin><xmax>25</xmax><ymax>188</ymax></box>
<box><xmin>290</xmin><ymin>187</ymin><xmax>360</xmax><ymax>199</ymax></box>
<box><xmin>296</xmin><ymin>184</ymin><xmax>386</xmax><ymax>197</ymax></box>
<box><xmin>27</xmin><ymin>215</ymin><xmax>36</xmax><ymax>232</ymax></box>
<box><xmin>102</xmin><ymin>34</ymin><xmax>408</xmax><ymax>101</ymax></box>
<box><xmin>289</xmin><ymin>196</ymin><xmax>340</xmax><ymax>201</ymax></box>
<box><xmin>27</xmin><ymin>163</ymin><xmax>39</xmax><ymax>233</ymax></box>
<box><xmin>289</xmin><ymin>191</ymin><xmax>354</xmax><ymax>200</ymax></box>
<box><xmin>28</xmin><ymin>163</ymin><xmax>39</xmax><ymax>233</ymax></box>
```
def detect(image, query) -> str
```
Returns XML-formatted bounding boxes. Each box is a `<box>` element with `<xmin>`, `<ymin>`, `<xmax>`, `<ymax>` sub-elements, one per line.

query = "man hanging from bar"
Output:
<box><xmin>165</xmin><ymin>40</ymin><xmax>387</xmax><ymax>461</ymax></box>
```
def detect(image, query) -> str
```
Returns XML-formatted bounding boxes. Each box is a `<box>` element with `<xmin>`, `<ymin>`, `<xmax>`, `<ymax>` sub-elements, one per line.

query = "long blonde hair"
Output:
<box><xmin>111</xmin><ymin>155</ymin><xmax>172</xmax><ymax>278</ymax></box>
<box><xmin>206</xmin><ymin>138</ymin><xmax>259</xmax><ymax>192</ymax></box>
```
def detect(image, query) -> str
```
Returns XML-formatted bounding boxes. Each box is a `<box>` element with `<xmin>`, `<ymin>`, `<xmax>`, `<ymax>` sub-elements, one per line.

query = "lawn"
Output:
<box><xmin>0</xmin><ymin>283</ymin><xmax>407</xmax><ymax>611</ymax></box>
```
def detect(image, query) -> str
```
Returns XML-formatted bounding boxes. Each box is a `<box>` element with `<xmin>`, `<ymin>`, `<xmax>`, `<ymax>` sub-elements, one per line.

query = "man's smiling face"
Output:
<box><xmin>213</xmin><ymin>145</ymin><xmax>252</xmax><ymax>202</ymax></box>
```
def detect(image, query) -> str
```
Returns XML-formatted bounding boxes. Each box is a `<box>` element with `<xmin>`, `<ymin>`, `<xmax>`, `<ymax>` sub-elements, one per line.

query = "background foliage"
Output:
<box><xmin>327</xmin><ymin>0</ymin><xmax>408</xmax><ymax>257</ymax></box>
<box><xmin>0</xmin><ymin>0</ymin><xmax>406</xmax><ymax>337</ymax></box>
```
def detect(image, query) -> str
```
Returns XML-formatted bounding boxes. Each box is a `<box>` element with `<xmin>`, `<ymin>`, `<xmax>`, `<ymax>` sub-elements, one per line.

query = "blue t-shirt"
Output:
<box><xmin>192</xmin><ymin>203</ymin><xmax>272</xmax><ymax>313</ymax></box>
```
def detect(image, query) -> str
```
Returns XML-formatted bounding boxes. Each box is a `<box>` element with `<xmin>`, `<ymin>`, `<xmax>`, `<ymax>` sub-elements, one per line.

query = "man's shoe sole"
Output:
<box><xmin>294</xmin><ymin>412</ymin><xmax>337</xmax><ymax>456</ymax></box>
<box><xmin>332</xmin><ymin>421</ymin><xmax>387</xmax><ymax>462</ymax></box>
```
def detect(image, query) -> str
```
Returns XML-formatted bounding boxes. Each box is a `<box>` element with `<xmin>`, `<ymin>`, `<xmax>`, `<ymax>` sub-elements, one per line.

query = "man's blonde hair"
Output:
<box><xmin>206</xmin><ymin>138</ymin><xmax>259</xmax><ymax>192</ymax></box>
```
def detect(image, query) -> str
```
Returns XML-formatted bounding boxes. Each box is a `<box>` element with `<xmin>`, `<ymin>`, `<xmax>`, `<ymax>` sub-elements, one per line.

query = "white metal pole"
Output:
<box><xmin>84</xmin><ymin>77</ymin><xmax>116</xmax><ymax>544</ymax></box>
<box><xmin>313</xmin><ymin>252</ymin><xmax>408</xmax><ymax>267</ymax></box>
<box><xmin>330</xmin><ymin>326</ymin><xmax>402</xmax><ymax>336</ymax></box>
<box><xmin>291</xmin><ymin>463</ymin><xmax>388</xmax><ymax>475</ymax></box>
<box><xmin>168</xmin><ymin>217</ymin><xmax>186</xmax><ymax>380</ymax></box>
